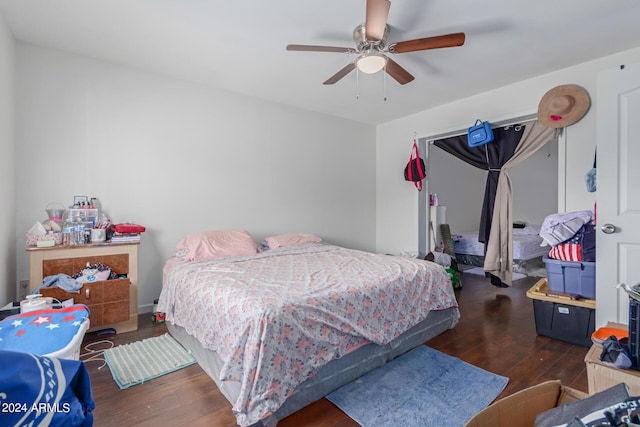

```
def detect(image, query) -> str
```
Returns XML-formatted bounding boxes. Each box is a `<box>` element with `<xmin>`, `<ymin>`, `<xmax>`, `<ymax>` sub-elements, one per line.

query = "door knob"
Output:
<box><xmin>601</xmin><ymin>224</ymin><xmax>616</xmax><ymax>234</ymax></box>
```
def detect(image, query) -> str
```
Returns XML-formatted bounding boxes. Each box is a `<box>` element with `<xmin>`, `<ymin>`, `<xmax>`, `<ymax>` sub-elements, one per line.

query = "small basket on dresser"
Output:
<box><xmin>26</xmin><ymin>232</ymin><xmax>63</xmax><ymax>247</ymax></box>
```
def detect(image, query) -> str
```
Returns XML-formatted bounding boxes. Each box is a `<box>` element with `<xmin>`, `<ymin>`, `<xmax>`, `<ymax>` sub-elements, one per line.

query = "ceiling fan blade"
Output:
<box><xmin>389</xmin><ymin>32</ymin><xmax>466</xmax><ymax>53</ymax></box>
<box><xmin>365</xmin><ymin>0</ymin><xmax>391</xmax><ymax>41</ymax></box>
<box><xmin>323</xmin><ymin>62</ymin><xmax>357</xmax><ymax>85</ymax></box>
<box><xmin>287</xmin><ymin>44</ymin><xmax>356</xmax><ymax>54</ymax></box>
<box><xmin>385</xmin><ymin>58</ymin><xmax>415</xmax><ymax>85</ymax></box>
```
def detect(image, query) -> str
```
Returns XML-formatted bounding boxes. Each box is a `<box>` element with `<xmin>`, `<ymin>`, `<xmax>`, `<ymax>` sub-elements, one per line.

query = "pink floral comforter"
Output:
<box><xmin>158</xmin><ymin>243</ymin><xmax>459</xmax><ymax>426</ymax></box>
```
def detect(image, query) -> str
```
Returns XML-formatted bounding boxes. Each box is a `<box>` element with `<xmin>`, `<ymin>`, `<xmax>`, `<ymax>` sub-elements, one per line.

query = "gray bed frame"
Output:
<box><xmin>168</xmin><ymin>306</ymin><xmax>459</xmax><ymax>426</ymax></box>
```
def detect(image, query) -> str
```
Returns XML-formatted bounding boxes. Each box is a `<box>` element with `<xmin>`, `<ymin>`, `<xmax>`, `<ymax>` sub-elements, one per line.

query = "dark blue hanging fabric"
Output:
<box><xmin>433</xmin><ymin>125</ymin><xmax>525</xmax><ymax>245</ymax></box>
<box><xmin>0</xmin><ymin>349</ymin><xmax>95</xmax><ymax>426</ymax></box>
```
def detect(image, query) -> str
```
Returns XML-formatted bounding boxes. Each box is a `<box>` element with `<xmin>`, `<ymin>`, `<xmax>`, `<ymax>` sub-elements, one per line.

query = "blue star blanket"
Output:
<box><xmin>0</xmin><ymin>305</ymin><xmax>90</xmax><ymax>355</ymax></box>
<box><xmin>0</xmin><ymin>349</ymin><xmax>95</xmax><ymax>426</ymax></box>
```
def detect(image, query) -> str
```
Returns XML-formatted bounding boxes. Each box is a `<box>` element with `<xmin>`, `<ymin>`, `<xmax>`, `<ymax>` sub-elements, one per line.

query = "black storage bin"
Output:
<box><xmin>532</xmin><ymin>299</ymin><xmax>595</xmax><ymax>347</ymax></box>
<box><xmin>629</xmin><ymin>298</ymin><xmax>640</xmax><ymax>369</ymax></box>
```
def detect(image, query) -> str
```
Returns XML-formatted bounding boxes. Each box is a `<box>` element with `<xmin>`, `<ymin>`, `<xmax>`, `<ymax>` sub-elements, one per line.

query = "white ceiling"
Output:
<box><xmin>1</xmin><ymin>0</ymin><xmax>639</xmax><ymax>124</ymax></box>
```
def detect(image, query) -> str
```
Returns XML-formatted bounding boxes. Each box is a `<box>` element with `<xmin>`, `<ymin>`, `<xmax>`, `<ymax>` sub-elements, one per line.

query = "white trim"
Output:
<box><xmin>418</xmin><ymin>138</ymin><xmax>429</xmax><ymax>259</ymax></box>
<box><xmin>426</xmin><ymin>112</ymin><xmax>539</xmax><ymax>143</ymax></box>
<box><xmin>557</xmin><ymin>128</ymin><xmax>567</xmax><ymax>213</ymax></box>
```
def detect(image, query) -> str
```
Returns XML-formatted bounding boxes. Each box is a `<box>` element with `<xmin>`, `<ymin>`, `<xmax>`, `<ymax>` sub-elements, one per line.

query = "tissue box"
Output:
<box><xmin>26</xmin><ymin>232</ymin><xmax>62</xmax><ymax>247</ymax></box>
<box><xmin>26</xmin><ymin>221</ymin><xmax>63</xmax><ymax>247</ymax></box>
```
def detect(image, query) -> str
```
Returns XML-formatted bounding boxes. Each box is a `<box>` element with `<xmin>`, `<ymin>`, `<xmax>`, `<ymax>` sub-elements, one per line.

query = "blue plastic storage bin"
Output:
<box><xmin>543</xmin><ymin>255</ymin><xmax>596</xmax><ymax>299</ymax></box>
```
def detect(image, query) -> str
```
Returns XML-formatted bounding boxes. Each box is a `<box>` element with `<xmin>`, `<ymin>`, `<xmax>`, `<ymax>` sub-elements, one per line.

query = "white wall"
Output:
<box><xmin>15</xmin><ymin>43</ymin><xmax>376</xmax><ymax>311</ymax></box>
<box><xmin>0</xmin><ymin>14</ymin><xmax>14</xmax><ymax>305</ymax></box>
<box><xmin>376</xmin><ymin>46</ymin><xmax>640</xmax><ymax>255</ymax></box>
<box><xmin>11</xmin><ymin>39</ymin><xmax>640</xmax><ymax>313</ymax></box>
<box><xmin>510</xmin><ymin>139</ymin><xmax>558</xmax><ymax>225</ymax></box>
<box><xmin>427</xmin><ymin>145</ymin><xmax>486</xmax><ymax>233</ymax></box>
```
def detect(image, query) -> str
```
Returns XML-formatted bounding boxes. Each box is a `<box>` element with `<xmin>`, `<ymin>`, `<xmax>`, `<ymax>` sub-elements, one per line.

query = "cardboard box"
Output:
<box><xmin>585</xmin><ymin>335</ymin><xmax>640</xmax><ymax>395</ymax></box>
<box><xmin>465</xmin><ymin>380</ymin><xmax>587</xmax><ymax>427</ymax></box>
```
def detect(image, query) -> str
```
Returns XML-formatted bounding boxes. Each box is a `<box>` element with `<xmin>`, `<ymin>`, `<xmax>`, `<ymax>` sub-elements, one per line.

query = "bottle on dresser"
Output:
<box><xmin>63</xmin><ymin>219</ymin><xmax>75</xmax><ymax>246</ymax></box>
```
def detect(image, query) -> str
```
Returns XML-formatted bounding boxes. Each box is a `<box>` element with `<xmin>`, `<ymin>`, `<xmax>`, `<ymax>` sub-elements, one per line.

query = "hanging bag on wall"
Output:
<box><xmin>467</xmin><ymin>119</ymin><xmax>494</xmax><ymax>147</ymax></box>
<box><xmin>404</xmin><ymin>140</ymin><xmax>426</xmax><ymax>191</ymax></box>
<box><xmin>585</xmin><ymin>149</ymin><xmax>597</xmax><ymax>192</ymax></box>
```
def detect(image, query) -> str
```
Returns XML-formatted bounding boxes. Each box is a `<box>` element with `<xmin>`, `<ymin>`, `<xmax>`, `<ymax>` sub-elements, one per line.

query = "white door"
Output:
<box><xmin>596</xmin><ymin>62</ymin><xmax>640</xmax><ymax>327</ymax></box>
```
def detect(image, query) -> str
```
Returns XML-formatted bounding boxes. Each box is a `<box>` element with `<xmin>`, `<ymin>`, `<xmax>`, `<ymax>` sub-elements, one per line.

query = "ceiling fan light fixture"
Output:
<box><xmin>287</xmin><ymin>1</ymin><xmax>464</xmax><ymax>85</ymax></box>
<box><xmin>356</xmin><ymin>53</ymin><xmax>387</xmax><ymax>74</ymax></box>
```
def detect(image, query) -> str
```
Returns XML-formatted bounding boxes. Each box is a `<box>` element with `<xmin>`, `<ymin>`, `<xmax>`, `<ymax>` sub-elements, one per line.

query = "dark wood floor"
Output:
<box><xmin>81</xmin><ymin>273</ymin><xmax>589</xmax><ymax>426</ymax></box>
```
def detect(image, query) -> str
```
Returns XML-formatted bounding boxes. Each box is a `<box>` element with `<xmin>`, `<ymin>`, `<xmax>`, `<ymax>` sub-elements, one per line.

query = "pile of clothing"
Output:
<box><xmin>540</xmin><ymin>210</ymin><xmax>596</xmax><ymax>262</ymax></box>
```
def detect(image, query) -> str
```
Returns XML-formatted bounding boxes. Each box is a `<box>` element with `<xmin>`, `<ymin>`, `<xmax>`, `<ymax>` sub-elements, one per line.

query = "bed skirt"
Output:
<box><xmin>453</xmin><ymin>227</ymin><xmax>548</xmax><ymax>262</ymax></box>
<box><xmin>167</xmin><ymin>306</ymin><xmax>459</xmax><ymax>426</ymax></box>
<box><xmin>456</xmin><ymin>253</ymin><xmax>546</xmax><ymax>277</ymax></box>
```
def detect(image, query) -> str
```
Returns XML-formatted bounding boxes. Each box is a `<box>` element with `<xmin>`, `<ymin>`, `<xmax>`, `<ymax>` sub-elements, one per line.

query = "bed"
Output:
<box><xmin>157</xmin><ymin>231</ymin><xmax>460</xmax><ymax>427</ymax></box>
<box><xmin>453</xmin><ymin>225</ymin><xmax>548</xmax><ymax>274</ymax></box>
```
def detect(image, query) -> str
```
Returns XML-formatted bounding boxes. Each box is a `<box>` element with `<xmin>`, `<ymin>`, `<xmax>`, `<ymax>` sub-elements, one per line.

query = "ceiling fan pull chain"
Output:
<box><xmin>383</xmin><ymin>65</ymin><xmax>387</xmax><ymax>101</ymax></box>
<box><xmin>356</xmin><ymin>67</ymin><xmax>360</xmax><ymax>100</ymax></box>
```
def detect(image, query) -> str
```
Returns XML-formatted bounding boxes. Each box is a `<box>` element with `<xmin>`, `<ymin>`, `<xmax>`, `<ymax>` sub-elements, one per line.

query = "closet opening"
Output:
<box><xmin>417</xmin><ymin>115</ymin><xmax>564</xmax><ymax>281</ymax></box>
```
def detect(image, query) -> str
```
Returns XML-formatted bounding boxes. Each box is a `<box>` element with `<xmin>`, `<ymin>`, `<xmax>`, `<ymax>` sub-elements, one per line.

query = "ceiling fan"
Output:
<box><xmin>286</xmin><ymin>0</ymin><xmax>465</xmax><ymax>85</ymax></box>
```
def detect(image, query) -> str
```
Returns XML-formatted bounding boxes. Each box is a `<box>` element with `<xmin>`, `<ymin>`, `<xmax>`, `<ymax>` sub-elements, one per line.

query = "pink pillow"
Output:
<box><xmin>176</xmin><ymin>230</ymin><xmax>259</xmax><ymax>261</ymax></box>
<box><xmin>264</xmin><ymin>233</ymin><xmax>322</xmax><ymax>249</ymax></box>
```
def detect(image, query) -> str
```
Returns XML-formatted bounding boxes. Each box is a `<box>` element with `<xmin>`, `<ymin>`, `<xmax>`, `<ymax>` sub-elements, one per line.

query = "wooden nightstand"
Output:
<box><xmin>585</xmin><ymin>322</ymin><xmax>640</xmax><ymax>395</ymax></box>
<box><xmin>26</xmin><ymin>242</ymin><xmax>139</xmax><ymax>333</ymax></box>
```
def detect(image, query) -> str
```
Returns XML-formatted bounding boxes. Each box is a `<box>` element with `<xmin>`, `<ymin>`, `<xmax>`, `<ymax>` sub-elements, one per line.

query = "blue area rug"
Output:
<box><xmin>326</xmin><ymin>345</ymin><xmax>508</xmax><ymax>427</ymax></box>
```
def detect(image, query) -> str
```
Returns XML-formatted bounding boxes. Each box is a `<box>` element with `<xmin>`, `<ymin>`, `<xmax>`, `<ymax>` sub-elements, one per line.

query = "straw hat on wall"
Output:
<box><xmin>538</xmin><ymin>85</ymin><xmax>591</xmax><ymax>128</ymax></box>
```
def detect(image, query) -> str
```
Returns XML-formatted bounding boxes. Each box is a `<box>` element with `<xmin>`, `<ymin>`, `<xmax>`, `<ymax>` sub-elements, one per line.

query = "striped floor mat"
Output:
<box><xmin>104</xmin><ymin>333</ymin><xmax>196</xmax><ymax>389</ymax></box>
